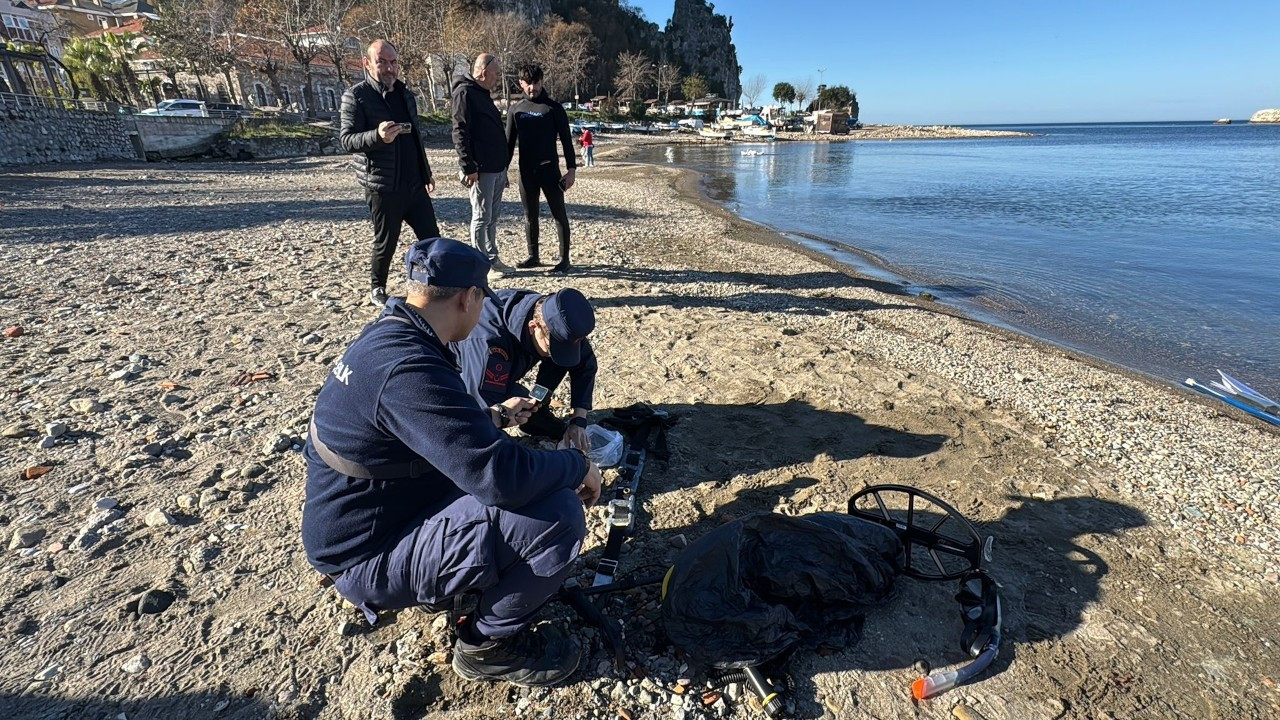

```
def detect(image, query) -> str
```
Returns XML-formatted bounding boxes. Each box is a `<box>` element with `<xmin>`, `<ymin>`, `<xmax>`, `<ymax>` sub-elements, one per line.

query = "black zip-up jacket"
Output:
<box><xmin>451</xmin><ymin>73</ymin><xmax>509</xmax><ymax>175</ymax></box>
<box><xmin>506</xmin><ymin>90</ymin><xmax>576</xmax><ymax>172</ymax></box>
<box><xmin>339</xmin><ymin>75</ymin><xmax>433</xmax><ymax>193</ymax></box>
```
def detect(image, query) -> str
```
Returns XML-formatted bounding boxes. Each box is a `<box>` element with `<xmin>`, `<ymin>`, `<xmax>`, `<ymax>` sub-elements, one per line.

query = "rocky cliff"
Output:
<box><xmin>662</xmin><ymin>0</ymin><xmax>740</xmax><ymax>101</ymax></box>
<box><xmin>1249</xmin><ymin>108</ymin><xmax>1280</xmax><ymax>123</ymax></box>
<box><xmin>492</xmin><ymin>0</ymin><xmax>552</xmax><ymax>23</ymax></box>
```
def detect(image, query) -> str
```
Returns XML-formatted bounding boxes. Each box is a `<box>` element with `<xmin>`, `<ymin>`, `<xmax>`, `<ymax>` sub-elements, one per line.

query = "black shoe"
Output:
<box><xmin>549</xmin><ymin>261</ymin><xmax>570</xmax><ymax>274</ymax></box>
<box><xmin>369</xmin><ymin>287</ymin><xmax>388</xmax><ymax>307</ymax></box>
<box><xmin>451</xmin><ymin>623</ymin><xmax>581</xmax><ymax>687</ymax></box>
<box><xmin>516</xmin><ymin>257</ymin><xmax>541</xmax><ymax>269</ymax></box>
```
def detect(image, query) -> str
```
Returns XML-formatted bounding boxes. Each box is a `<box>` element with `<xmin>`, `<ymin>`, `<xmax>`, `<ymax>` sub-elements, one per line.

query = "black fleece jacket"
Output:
<box><xmin>451</xmin><ymin>74</ymin><xmax>509</xmax><ymax>175</ymax></box>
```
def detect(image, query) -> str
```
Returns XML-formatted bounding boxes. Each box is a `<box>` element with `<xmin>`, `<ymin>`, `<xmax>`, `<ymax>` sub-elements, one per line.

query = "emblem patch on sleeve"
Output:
<box><xmin>483</xmin><ymin>346</ymin><xmax>510</xmax><ymax>390</ymax></box>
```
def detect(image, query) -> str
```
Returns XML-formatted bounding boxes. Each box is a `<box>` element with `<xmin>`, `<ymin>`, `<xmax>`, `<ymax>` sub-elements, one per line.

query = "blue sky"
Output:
<box><xmin>627</xmin><ymin>0</ymin><xmax>1280</xmax><ymax>124</ymax></box>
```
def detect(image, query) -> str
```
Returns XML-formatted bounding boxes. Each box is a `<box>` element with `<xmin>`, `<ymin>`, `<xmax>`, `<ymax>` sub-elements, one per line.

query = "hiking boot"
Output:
<box><xmin>451</xmin><ymin>623</ymin><xmax>581</xmax><ymax>687</ymax></box>
<box><xmin>369</xmin><ymin>286</ymin><xmax>388</xmax><ymax>307</ymax></box>
<box><xmin>516</xmin><ymin>256</ymin><xmax>541</xmax><ymax>269</ymax></box>
<box><xmin>549</xmin><ymin>260</ymin><xmax>570</xmax><ymax>274</ymax></box>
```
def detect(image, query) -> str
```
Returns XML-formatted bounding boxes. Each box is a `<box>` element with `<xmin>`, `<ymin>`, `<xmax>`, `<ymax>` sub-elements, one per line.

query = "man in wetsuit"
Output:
<box><xmin>506</xmin><ymin>64</ymin><xmax>577</xmax><ymax>274</ymax></box>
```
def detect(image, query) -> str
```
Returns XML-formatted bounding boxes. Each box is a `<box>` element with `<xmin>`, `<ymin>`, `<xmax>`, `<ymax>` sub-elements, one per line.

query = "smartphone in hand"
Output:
<box><xmin>398</xmin><ymin>122</ymin><xmax>413</xmax><ymax>133</ymax></box>
<box><xmin>530</xmin><ymin>384</ymin><xmax>550</xmax><ymax>407</ymax></box>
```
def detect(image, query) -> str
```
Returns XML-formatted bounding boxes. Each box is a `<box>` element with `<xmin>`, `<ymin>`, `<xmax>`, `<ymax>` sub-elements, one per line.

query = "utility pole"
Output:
<box><xmin>817</xmin><ymin>68</ymin><xmax>826</xmax><ymax>111</ymax></box>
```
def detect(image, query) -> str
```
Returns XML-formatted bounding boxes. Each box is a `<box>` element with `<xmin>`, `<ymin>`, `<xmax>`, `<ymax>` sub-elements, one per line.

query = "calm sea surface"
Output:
<box><xmin>642</xmin><ymin>123</ymin><xmax>1280</xmax><ymax>400</ymax></box>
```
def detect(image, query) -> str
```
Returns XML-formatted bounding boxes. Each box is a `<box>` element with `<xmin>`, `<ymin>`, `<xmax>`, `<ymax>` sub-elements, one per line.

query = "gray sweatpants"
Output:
<box><xmin>469</xmin><ymin>171</ymin><xmax>506</xmax><ymax>261</ymax></box>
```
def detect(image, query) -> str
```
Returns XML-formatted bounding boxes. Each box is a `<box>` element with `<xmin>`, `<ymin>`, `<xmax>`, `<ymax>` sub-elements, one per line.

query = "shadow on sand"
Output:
<box><xmin>564</xmin><ymin>401</ymin><xmax>1148</xmax><ymax>718</ymax></box>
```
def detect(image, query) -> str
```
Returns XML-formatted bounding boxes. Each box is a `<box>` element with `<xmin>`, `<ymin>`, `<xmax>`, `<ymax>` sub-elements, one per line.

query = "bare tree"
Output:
<box><xmin>657</xmin><ymin>62</ymin><xmax>681</xmax><ymax>105</ymax></box>
<box><xmin>793</xmin><ymin>76</ymin><xmax>814</xmax><ymax>113</ymax></box>
<box><xmin>151</xmin><ymin>0</ymin><xmax>235</xmax><ymax>99</ymax></box>
<box><xmin>534</xmin><ymin>17</ymin><xmax>596</xmax><ymax>102</ymax></box>
<box><xmin>476</xmin><ymin>11</ymin><xmax>534</xmax><ymax>109</ymax></box>
<box><xmin>350</xmin><ymin>0</ymin><xmax>442</xmax><ymax>109</ymax></box>
<box><xmin>613</xmin><ymin>50</ymin><xmax>652</xmax><ymax>101</ymax></box>
<box><xmin>248</xmin><ymin>0</ymin><xmax>326</xmax><ymax>117</ymax></box>
<box><xmin>741</xmin><ymin>72</ymin><xmax>766</xmax><ymax>109</ymax></box>
<box><xmin>314</xmin><ymin>0</ymin><xmax>359</xmax><ymax>95</ymax></box>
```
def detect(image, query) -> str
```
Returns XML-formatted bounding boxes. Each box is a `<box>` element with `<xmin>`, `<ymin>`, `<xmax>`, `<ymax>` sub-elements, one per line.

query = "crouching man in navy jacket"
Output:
<box><xmin>302</xmin><ymin>237</ymin><xmax>602</xmax><ymax>688</ymax></box>
<box><xmin>453</xmin><ymin>287</ymin><xmax>598</xmax><ymax>451</ymax></box>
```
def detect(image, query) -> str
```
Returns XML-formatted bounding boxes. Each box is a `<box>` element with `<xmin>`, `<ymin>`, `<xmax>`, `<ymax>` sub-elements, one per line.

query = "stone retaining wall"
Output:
<box><xmin>0</xmin><ymin>107</ymin><xmax>140</xmax><ymax>166</ymax></box>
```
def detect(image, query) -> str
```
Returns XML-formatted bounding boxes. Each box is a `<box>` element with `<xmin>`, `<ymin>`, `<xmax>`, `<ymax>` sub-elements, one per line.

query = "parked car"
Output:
<box><xmin>139</xmin><ymin>99</ymin><xmax>208</xmax><ymax>117</ymax></box>
<box><xmin>206</xmin><ymin>102</ymin><xmax>248</xmax><ymax>118</ymax></box>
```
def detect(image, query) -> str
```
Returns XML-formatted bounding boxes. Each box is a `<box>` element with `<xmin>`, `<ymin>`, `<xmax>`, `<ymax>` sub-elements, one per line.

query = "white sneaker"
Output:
<box><xmin>488</xmin><ymin>268</ymin><xmax>505</xmax><ymax>281</ymax></box>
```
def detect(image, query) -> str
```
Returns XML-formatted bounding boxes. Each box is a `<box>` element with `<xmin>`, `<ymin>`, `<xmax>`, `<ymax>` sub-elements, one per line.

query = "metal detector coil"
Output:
<box><xmin>848</xmin><ymin>484</ymin><xmax>985</xmax><ymax>580</ymax></box>
<box><xmin>848</xmin><ymin>484</ymin><xmax>1003</xmax><ymax>702</ymax></box>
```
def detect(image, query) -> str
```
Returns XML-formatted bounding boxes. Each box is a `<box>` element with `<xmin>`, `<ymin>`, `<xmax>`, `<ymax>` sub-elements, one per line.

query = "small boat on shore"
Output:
<box><xmin>742</xmin><ymin>126</ymin><xmax>776</xmax><ymax>141</ymax></box>
<box><xmin>698</xmin><ymin>128</ymin><xmax>732</xmax><ymax>140</ymax></box>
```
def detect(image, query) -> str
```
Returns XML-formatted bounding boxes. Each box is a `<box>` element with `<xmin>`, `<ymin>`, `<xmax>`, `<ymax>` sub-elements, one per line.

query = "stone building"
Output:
<box><xmin>3</xmin><ymin>0</ymin><xmax>67</xmax><ymax>56</ymax></box>
<box><xmin>89</xmin><ymin>19</ymin><xmax>362</xmax><ymax>115</ymax></box>
<box><xmin>34</xmin><ymin>0</ymin><xmax>155</xmax><ymax>38</ymax></box>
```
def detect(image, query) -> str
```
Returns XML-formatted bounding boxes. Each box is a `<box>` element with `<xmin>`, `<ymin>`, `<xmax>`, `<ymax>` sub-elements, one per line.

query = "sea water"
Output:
<box><xmin>648</xmin><ymin>123</ymin><xmax>1280</xmax><ymax>400</ymax></box>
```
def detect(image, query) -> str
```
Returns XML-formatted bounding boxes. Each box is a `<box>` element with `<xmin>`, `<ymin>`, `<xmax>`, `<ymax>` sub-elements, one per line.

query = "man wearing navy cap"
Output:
<box><xmin>453</xmin><ymin>287</ymin><xmax>598</xmax><ymax>451</ymax></box>
<box><xmin>303</xmin><ymin>237</ymin><xmax>602</xmax><ymax>687</ymax></box>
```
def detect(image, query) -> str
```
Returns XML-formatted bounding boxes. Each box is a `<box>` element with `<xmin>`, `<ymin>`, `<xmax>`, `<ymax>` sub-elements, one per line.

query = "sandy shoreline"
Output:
<box><xmin>0</xmin><ymin>152</ymin><xmax>1277</xmax><ymax>719</ymax></box>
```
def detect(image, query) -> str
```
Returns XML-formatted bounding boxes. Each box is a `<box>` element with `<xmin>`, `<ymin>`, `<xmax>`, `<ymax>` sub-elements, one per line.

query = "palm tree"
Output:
<box><xmin>62</xmin><ymin>38</ymin><xmax>117</xmax><ymax>101</ymax></box>
<box><xmin>100</xmin><ymin>32</ymin><xmax>144</xmax><ymax>106</ymax></box>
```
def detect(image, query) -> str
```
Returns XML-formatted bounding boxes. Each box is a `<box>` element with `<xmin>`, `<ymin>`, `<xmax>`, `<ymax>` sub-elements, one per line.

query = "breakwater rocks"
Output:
<box><xmin>1249</xmin><ymin>108</ymin><xmax>1280</xmax><ymax>123</ymax></box>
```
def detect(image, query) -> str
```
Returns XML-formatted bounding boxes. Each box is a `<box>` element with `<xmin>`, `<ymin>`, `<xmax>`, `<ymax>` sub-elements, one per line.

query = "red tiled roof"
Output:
<box><xmin>86</xmin><ymin>17</ymin><xmax>147</xmax><ymax>37</ymax></box>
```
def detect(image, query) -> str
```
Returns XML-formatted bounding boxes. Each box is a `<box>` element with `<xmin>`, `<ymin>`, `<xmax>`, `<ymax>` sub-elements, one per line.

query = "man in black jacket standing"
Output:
<box><xmin>340</xmin><ymin>40</ymin><xmax>440</xmax><ymax>308</ymax></box>
<box><xmin>452</xmin><ymin>53</ymin><xmax>512</xmax><ymax>276</ymax></box>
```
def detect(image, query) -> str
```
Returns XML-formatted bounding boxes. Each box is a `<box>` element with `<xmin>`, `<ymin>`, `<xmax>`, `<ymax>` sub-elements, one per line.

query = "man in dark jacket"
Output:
<box><xmin>303</xmin><ymin>237</ymin><xmax>602</xmax><ymax>687</ymax></box>
<box><xmin>340</xmin><ymin>40</ymin><xmax>440</xmax><ymax>308</ymax></box>
<box><xmin>453</xmin><ymin>288</ymin><xmax>598</xmax><ymax>451</ymax></box>
<box><xmin>452</xmin><ymin>53</ymin><xmax>512</xmax><ymax>275</ymax></box>
<box><xmin>506</xmin><ymin>64</ymin><xmax>577</xmax><ymax>273</ymax></box>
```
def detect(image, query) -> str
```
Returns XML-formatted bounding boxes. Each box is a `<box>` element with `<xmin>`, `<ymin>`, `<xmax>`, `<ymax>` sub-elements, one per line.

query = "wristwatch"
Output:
<box><xmin>569</xmin><ymin>417</ymin><xmax>589</xmax><ymax>428</ymax></box>
<box><xmin>493</xmin><ymin>405</ymin><xmax>510</xmax><ymax>428</ymax></box>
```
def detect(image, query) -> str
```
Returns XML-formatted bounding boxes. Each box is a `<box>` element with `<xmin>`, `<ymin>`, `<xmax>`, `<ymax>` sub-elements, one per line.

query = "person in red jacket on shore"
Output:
<box><xmin>580</xmin><ymin>128</ymin><xmax>595</xmax><ymax>167</ymax></box>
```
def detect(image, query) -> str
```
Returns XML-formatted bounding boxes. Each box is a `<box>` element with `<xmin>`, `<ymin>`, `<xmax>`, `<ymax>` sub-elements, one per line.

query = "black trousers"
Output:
<box><xmin>517</xmin><ymin>165</ymin><xmax>570</xmax><ymax>263</ymax></box>
<box><xmin>366</xmin><ymin>185</ymin><xmax>440</xmax><ymax>289</ymax></box>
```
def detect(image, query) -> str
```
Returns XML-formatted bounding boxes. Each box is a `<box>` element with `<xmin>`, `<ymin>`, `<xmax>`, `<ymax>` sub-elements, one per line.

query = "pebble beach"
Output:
<box><xmin>0</xmin><ymin>147</ymin><xmax>1277</xmax><ymax>719</ymax></box>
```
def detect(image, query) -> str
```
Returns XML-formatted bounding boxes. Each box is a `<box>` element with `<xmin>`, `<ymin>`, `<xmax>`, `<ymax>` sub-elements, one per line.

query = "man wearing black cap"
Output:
<box><xmin>454</xmin><ymin>287</ymin><xmax>598</xmax><ymax>451</ymax></box>
<box><xmin>303</xmin><ymin>237</ymin><xmax>602</xmax><ymax>688</ymax></box>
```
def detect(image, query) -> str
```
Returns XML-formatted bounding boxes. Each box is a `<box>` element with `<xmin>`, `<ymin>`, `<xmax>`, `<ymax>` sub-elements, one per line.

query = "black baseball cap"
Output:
<box><xmin>405</xmin><ymin>237</ymin><xmax>497</xmax><ymax>299</ymax></box>
<box><xmin>542</xmin><ymin>288</ymin><xmax>595</xmax><ymax>366</ymax></box>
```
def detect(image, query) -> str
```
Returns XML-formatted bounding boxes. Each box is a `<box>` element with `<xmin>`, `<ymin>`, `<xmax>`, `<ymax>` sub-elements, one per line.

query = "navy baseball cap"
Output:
<box><xmin>542</xmin><ymin>288</ymin><xmax>595</xmax><ymax>366</ymax></box>
<box><xmin>405</xmin><ymin>237</ymin><xmax>497</xmax><ymax>300</ymax></box>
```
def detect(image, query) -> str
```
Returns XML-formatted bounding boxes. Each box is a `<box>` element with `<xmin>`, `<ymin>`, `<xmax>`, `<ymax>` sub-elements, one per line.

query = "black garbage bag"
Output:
<box><xmin>661</xmin><ymin>512</ymin><xmax>903</xmax><ymax>669</ymax></box>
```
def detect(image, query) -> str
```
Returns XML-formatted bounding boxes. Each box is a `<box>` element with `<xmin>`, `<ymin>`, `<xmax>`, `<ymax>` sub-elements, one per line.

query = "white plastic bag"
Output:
<box><xmin>585</xmin><ymin>425</ymin><xmax>625</xmax><ymax>467</ymax></box>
